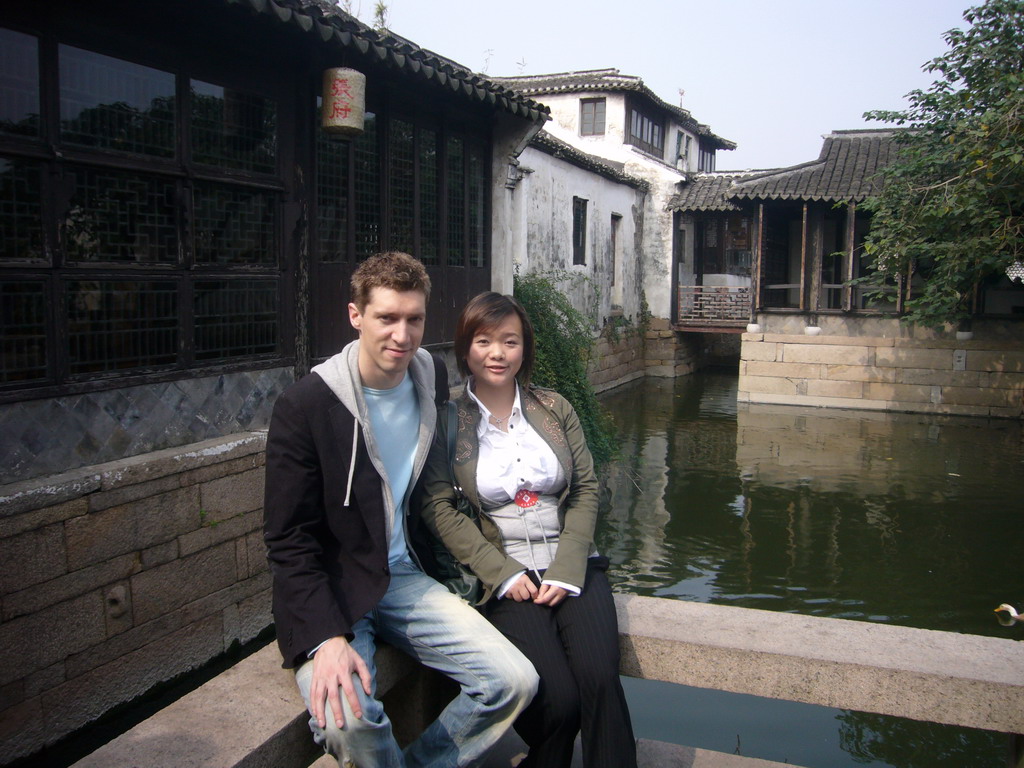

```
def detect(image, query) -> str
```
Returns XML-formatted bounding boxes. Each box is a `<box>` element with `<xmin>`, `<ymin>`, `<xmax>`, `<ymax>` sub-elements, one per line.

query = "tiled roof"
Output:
<box><xmin>669</xmin><ymin>130</ymin><xmax>899</xmax><ymax>211</ymax></box>
<box><xmin>530</xmin><ymin>131</ymin><xmax>648</xmax><ymax>190</ymax></box>
<box><xmin>729</xmin><ymin>130</ymin><xmax>898</xmax><ymax>203</ymax></box>
<box><xmin>667</xmin><ymin>172</ymin><xmax>762</xmax><ymax>212</ymax></box>
<box><xmin>223</xmin><ymin>0</ymin><xmax>549</xmax><ymax>123</ymax></box>
<box><xmin>491</xmin><ymin>68</ymin><xmax>735</xmax><ymax>150</ymax></box>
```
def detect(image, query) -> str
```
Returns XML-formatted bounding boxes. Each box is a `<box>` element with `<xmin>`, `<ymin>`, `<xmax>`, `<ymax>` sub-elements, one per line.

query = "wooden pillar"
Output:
<box><xmin>753</xmin><ymin>203</ymin><xmax>764</xmax><ymax>318</ymax></box>
<box><xmin>808</xmin><ymin>205</ymin><xmax>823</xmax><ymax>313</ymax></box>
<box><xmin>844</xmin><ymin>201</ymin><xmax>856</xmax><ymax>312</ymax></box>
<box><xmin>799</xmin><ymin>202</ymin><xmax>808</xmax><ymax>311</ymax></box>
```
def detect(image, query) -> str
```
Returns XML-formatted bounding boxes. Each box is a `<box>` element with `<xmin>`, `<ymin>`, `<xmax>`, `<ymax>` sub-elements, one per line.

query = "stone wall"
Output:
<box><xmin>740</xmin><ymin>327</ymin><xmax>1024</xmax><ymax>418</ymax></box>
<box><xmin>0</xmin><ymin>367</ymin><xmax>292</xmax><ymax>486</ymax></box>
<box><xmin>643</xmin><ymin>319</ymin><xmax>703</xmax><ymax>380</ymax></box>
<box><xmin>0</xmin><ymin>433</ymin><xmax>271</xmax><ymax>764</ymax></box>
<box><xmin>589</xmin><ymin>328</ymin><xmax>646</xmax><ymax>393</ymax></box>
<box><xmin>587</xmin><ymin>319</ymin><xmax>709</xmax><ymax>393</ymax></box>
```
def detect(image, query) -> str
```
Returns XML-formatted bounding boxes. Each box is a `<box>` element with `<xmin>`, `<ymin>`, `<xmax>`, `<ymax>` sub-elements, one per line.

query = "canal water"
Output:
<box><xmin>596</xmin><ymin>371</ymin><xmax>1024</xmax><ymax>767</ymax></box>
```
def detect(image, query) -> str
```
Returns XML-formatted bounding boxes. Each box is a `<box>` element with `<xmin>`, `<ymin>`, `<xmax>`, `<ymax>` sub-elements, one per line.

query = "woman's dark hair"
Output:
<box><xmin>455</xmin><ymin>291</ymin><xmax>535</xmax><ymax>387</ymax></box>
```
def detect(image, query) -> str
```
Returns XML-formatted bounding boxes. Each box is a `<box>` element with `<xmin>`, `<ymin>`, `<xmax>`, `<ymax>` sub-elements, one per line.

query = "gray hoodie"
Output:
<box><xmin>311</xmin><ymin>340</ymin><xmax>439</xmax><ymax>557</ymax></box>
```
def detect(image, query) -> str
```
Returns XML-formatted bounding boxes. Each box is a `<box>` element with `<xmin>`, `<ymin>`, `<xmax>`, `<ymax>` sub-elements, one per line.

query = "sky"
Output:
<box><xmin>354</xmin><ymin>0</ymin><xmax>974</xmax><ymax>170</ymax></box>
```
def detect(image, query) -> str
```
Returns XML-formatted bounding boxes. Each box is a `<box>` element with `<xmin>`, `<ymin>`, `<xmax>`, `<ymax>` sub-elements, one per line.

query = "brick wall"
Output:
<box><xmin>677</xmin><ymin>285</ymin><xmax>750</xmax><ymax>323</ymax></box>
<box><xmin>0</xmin><ymin>433</ymin><xmax>271</xmax><ymax>763</ymax></box>
<box><xmin>740</xmin><ymin>329</ymin><xmax>1024</xmax><ymax>419</ymax></box>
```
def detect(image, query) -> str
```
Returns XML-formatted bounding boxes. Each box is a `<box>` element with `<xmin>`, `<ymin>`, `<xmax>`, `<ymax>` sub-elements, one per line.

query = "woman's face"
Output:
<box><xmin>465</xmin><ymin>312</ymin><xmax>523</xmax><ymax>391</ymax></box>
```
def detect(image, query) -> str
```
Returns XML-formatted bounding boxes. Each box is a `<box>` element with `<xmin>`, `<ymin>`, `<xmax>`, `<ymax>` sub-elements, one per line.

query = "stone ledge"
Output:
<box><xmin>616</xmin><ymin>595</ymin><xmax>1024</xmax><ymax>734</ymax></box>
<box><xmin>0</xmin><ymin>433</ymin><xmax>268</xmax><ymax>518</ymax></box>
<box><xmin>736</xmin><ymin>391</ymin><xmax>1012</xmax><ymax>417</ymax></box>
<box><xmin>69</xmin><ymin>596</ymin><xmax>1022</xmax><ymax>768</ymax></box>
<box><xmin>760</xmin><ymin>333</ymin><xmax>898</xmax><ymax>347</ymax></box>
<box><xmin>68</xmin><ymin>641</ymin><xmax>418</xmax><ymax>768</ymax></box>
<box><xmin>747</xmin><ymin>333</ymin><xmax>1024</xmax><ymax>352</ymax></box>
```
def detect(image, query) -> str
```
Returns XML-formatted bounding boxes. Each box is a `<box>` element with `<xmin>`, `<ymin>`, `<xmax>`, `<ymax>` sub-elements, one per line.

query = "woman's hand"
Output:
<box><xmin>534</xmin><ymin>584</ymin><xmax>569</xmax><ymax>607</ymax></box>
<box><xmin>505</xmin><ymin>573</ymin><xmax>539</xmax><ymax>602</ymax></box>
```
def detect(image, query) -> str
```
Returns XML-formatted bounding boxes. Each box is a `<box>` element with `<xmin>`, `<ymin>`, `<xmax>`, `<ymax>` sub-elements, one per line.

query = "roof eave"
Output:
<box><xmin>225</xmin><ymin>0</ymin><xmax>549</xmax><ymax>124</ymax></box>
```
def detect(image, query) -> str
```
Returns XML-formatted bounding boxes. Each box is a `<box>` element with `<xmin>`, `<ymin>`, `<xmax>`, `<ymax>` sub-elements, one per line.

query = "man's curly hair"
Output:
<box><xmin>350</xmin><ymin>251</ymin><xmax>431</xmax><ymax>310</ymax></box>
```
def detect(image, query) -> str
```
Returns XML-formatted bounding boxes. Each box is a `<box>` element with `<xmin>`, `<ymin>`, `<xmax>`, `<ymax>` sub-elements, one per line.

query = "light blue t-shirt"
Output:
<box><xmin>363</xmin><ymin>374</ymin><xmax>419</xmax><ymax>565</ymax></box>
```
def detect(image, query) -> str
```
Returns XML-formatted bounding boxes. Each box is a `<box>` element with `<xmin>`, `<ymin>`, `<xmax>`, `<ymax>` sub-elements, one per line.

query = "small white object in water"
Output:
<box><xmin>994</xmin><ymin>604</ymin><xmax>1021</xmax><ymax>626</ymax></box>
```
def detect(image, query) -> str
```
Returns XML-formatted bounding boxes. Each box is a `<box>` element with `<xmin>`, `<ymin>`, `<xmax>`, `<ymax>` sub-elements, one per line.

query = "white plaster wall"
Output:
<box><xmin>513</xmin><ymin>145</ymin><xmax>647</xmax><ymax>328</ymax></box>
<box><xmin>490</xmin><ymin>113</ymin><xmax>544</xmax><ymax>296</ymax></box>
<box><xmin>515</xmin><ymin>91</ymin><xmax>702</xmax><ymax>324</ymax></box>
<box><xmin>621</xmin><ymin>160</ymin><xmax>684</xmax><ymax>322</ymax></box>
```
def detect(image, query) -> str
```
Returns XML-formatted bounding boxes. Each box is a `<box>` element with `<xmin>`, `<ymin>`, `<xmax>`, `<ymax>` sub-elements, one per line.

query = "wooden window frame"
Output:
<box><xmin>625</xmin><ymin>97</ymin><xmax>665</xmax><ymax>159</ymax></box>
<box><xmin>572</xmin><ymin>196</ymin><xmax>588</xmax><ymax>266</ymax></box>
<box><xmin>0</xmin><ymin>25</ymin><xmax>295</xmax><ymax>402</ymax></box>
<box><xmin>580</xmin><ymin>97</ymin><xmax>606</xmax><ymax>136</ymax></box>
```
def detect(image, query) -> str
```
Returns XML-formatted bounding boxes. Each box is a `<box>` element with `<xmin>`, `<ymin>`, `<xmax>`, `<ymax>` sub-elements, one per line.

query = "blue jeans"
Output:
<box><xmin>295</xmin><ymin>559</ymin><xmax>538</xmax><ymax>768</ymax></box>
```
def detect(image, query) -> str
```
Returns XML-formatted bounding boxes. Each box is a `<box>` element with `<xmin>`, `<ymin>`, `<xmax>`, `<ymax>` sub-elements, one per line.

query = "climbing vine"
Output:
<box><xmin>513</xmin><ymin>270</ymin><xmax>618</xmax><ymax>467</ymax></box>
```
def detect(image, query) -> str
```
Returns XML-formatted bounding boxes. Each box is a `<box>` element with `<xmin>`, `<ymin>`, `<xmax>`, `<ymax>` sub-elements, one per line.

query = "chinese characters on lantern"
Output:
<box><xmin>322</xmin><ymin>67</ymin><xmax>365</xmax><ymax>135</ymax></box>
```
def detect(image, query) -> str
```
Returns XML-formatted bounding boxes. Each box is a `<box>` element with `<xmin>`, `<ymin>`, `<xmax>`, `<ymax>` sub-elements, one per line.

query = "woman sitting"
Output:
<box><xmin>422</xmin><ymin>291</ymin><xmax>636</xmax><ymax>768</ymax></box>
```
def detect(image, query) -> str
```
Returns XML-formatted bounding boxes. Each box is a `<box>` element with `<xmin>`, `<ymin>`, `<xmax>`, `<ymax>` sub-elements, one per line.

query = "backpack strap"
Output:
<box><xmin>431</xmin><ymin>353</ymin><xmax>450</xmax><ymax>408</ymax></box>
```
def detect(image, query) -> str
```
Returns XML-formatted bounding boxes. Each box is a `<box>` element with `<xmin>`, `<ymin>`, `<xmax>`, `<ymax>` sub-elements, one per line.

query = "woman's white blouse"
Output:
<box><xmin>467</xmin><ymin>383</ymin><xmax>579</xmax><ymax>597</ymax></box>
<box><xmin>468</xmin><ymin>385</ymin><xmax>566</xmax><ymax>507</ymax></box>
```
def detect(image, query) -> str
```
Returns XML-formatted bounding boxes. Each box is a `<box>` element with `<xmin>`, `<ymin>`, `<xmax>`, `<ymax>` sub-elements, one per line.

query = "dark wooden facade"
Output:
<box><xmin>671</xmin><ymin>131</ymin><xmax>932</xmax><ymax>326</ymax></box>
<box><xmin>0</xmin><ymin>0</ymin><xmax>545</xmax><ymax>406</ymax></box>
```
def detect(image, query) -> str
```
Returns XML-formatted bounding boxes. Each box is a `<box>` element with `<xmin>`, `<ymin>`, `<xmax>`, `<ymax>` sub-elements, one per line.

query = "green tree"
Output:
<box><xmin>513</xmin><ymin>271</ymin><xmax>617</xmax><ymax>468</ymax></box>
<box><xmin>861</xmin><ymin>0</ymin><xmax>1024</xmax><ymax>327</ymax></box>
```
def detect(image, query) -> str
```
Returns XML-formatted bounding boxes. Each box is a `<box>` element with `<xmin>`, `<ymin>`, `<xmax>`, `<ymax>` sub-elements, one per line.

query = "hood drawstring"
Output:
<box><xmin>343</xmin><ymin>423</ymin><xmax>359</xmax><ymax>507</ymax></box>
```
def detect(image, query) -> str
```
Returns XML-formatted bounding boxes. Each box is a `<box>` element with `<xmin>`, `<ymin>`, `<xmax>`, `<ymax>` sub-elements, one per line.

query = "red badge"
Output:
<box><xmin>514</xmin><ymin>489</ymin><xmax>538</xmax><ymax>508</ymax></box>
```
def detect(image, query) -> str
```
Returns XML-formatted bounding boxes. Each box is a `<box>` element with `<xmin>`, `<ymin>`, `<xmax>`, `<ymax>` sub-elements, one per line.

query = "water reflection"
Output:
<box><xmin>597</xmin><ymin>372</ymin><xmax>1022</xmax><ymax>766</ymax></box>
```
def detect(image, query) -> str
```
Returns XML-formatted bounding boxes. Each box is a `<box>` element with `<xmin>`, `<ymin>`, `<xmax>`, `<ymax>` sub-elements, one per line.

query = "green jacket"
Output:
<box><xmin>421</xmin><ymin>385</ymin><xmax>600</xmax><ymax>604</ymax></box>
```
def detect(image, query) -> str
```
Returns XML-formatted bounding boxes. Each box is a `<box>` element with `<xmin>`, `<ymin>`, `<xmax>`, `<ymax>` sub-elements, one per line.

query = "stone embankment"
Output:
<box><xmin>71</xmin><ymin>594</ymin><xmax>1024</xmax><ymax>768</ymax></box>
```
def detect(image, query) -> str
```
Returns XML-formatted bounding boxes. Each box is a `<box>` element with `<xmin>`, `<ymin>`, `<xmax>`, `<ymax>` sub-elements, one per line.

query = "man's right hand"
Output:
<box><xmin>309</xmin><ymin>636</ymin><xmax>372</xmax><ymax>729</ymax></box>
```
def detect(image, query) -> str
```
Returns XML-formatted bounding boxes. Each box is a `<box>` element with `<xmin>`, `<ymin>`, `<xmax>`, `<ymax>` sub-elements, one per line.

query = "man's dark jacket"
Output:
<box><xmin>263</xmin><ymin>344</ymin><xmax>447</xmax><ymax>669</ymax></box>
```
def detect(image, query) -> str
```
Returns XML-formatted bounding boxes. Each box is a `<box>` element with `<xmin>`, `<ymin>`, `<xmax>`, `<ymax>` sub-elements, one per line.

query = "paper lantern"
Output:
<box><xmin>322</xmin><ymin>67</ymin><xmax>366</xmax><ymax>135</ymax></box>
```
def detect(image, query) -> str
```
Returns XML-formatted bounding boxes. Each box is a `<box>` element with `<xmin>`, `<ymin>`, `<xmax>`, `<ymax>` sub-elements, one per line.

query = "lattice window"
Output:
<box><xmin>389</xmin><ymin>118</ymin><xmax>415</xmax><ymax>255</ymax></box>
<box><xmin>0</xmin><ymin>27</ymin><xmax>290</xmax><ymax>396</ymax></box>
<box><xmin>353</xmin><ymin>111</ymin><xmax>380</xmax><ymax>260</ymax></box>
<box><xmin>0</xmin><ymin>280</ymin><xmax>47</xmax><ymax>383</ymax></box>
<box><xmin>193</xmin><ymin>182</ymin><xmax>276</xmax><ymax>265</ymax></box>
<box><xmin>63</xmin><ymin>167</ymin><xmax>178</xmax><ymax>264</ymax></box>
<box><xmin>60</xmin><ymin>45</ymin><xmax>176</xmax><ymax>158</ymax></box>
<box><xmin>419</xmin><ymin>127</ymin><xmax>440</xmax><ymax>266</ymax></box>
<box><xmin>194</xmin><ymin>279</ymin><xmax>277</xmax><ymax>360</ymax></box>
<box><xmin>467</xmin><ymin>143</ymin><xmax>485</xmax><ymax>269</ymax></box>
<box><xmin>316</xmin><ymin>120</ymin><xmax>350</xmax><ymax>263</ymax></box>
<box><xmin>191</xmin><ymin>80</ymin><xmax>277</xmax><ymax>173</ymax></box>
<box><xmin>0</xmin><ymin>28</ymin><xmax>40</xmax><ymax>137</ymax></box>
<box><xmin>0</xmin><ymin>156</ymin><xmax>44</xmax><ymax>262</ymax></box>
<box><xmin>66</xmin><ymin>279</ymin><xmax>178</xmax><ymax>374</ymax></box>
<box><xmin>312</xmin><ymin>109</ymin><xmax>488</xmax><ymax>277</ymax></box>
<box><xmin>447</xmin><ymin>136</ymin><xmax>465</xmax><ymax>266</ymax></box>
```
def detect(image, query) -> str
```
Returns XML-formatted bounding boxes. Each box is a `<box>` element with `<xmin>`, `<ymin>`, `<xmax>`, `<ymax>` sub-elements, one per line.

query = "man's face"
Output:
<box><xmin>348</xmin><ymin>286</ymin><xmax>427</xmax><ymax>389</ymax></box>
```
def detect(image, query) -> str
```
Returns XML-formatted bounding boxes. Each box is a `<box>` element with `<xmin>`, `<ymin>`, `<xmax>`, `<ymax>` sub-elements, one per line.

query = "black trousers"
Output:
<box><xmin>482</xmin><ymin>557</ymin><xmax>637</xmax><ymax>768</ymax></box>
